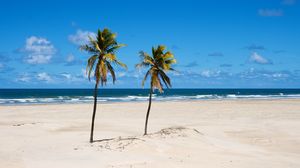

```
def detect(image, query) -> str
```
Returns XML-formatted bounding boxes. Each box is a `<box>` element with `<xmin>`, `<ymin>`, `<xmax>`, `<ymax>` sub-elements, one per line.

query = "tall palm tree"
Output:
<box><xmin>136</xmin><ymin>45</ymin><xmax>176</xmax><ymax>135</ymax></box>
<box><xmin>80</xmin><ymin>28</ymin><xmax>127</xmax><ymax>143</ymax></box>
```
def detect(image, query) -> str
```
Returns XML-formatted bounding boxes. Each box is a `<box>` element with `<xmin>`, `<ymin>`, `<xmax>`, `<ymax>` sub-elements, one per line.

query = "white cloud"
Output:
<box><xmin>66</xmin><ymin>54</ymin><xmax>75</xmax><ymax>62</ymax></box>
<box><xmin>64</xmin><ymin>53</ymin><xmax>83</xmax><ymax>66</ymax></box>
<box><xmin>23</xmin><ymin>36</ymin><xmax>56</xmax><ymax>64</ymax></box>
<box><xmin>16</xmin><ymin>73</ymin><xmax>31</xmax><ymax>82</ymax></box>
<box><xmin>60</xmin><ymin>72</ymin><xmax>86</xmax><ymax>83</ymax></box>
<box><xmin>37</xmin><ymin>72</ymin><xmax>53</xmax><ymax>83</ymax></box>
<box><xmin>169</xmin><ymin>70</ymin><xmax>182</xmax><ymax>76</ymax></box>
<box><xmin>239</xmin><ymin>68</ymin><xmax>290</xmax><ymax>80</ymax></box>
<box><xmin>258</xmin><ymin>9</ymin><xmax>283</xmax><ymax>17</ymax></box>
<box><xmin>200</xmin><ymin>70</ymin><xmax>221</xmax><ymax>78</ymax></box>
<box><xmin>117</xmin><ymin>72</ymin><xmax>126</xmax><ymax>78</ymax></box>
<box><xmin>272</xmin><ymin>73</ymin><xmax>289</xmax><ymax>78</ymax></box>
<box><xmin>61</xmin><ymin>73</ymin><xmax>72</xmax><ymax>80</ymax></box>
<box><xmin>249</xmin><ymin>52</ymin><xmax>271</xmax><ymax>64</ymax></box>
<box><xmin>81</xmin><ymin>68</ymin><xmax>89</xmax><ymax>79</ymax></box>
<box><xmin>68</xmin><ymin>29</ymin><xmax>96</xmax><ymax>45</ymax></box>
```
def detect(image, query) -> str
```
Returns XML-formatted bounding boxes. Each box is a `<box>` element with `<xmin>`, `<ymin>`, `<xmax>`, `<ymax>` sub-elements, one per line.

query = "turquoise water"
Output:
<box><xmin>0</xmin><ymin>89</ymin><xmax>300</xmax><ymax>105</ymax></box>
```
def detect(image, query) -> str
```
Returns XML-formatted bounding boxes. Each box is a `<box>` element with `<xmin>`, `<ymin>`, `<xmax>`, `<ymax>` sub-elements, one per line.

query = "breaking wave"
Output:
<box><xmin>1</xmin><ymin>93</ymin><xmax>300</xmax><ymax>105</ymax></box>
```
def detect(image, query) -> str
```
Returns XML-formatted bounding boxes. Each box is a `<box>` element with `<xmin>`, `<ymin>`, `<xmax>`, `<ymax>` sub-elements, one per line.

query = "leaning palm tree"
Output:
<box><xmin>136</xmin><ymin>45</ymin><xmax>176</xmax><ymax>135</ymax></box>
<box><xmin>80</xmin><ymin>28</ymin><xmax>127</xmax><ymax>143</ymax></box>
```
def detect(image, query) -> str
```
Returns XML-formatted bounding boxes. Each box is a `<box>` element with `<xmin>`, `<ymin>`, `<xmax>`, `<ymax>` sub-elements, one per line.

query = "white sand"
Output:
<box><xmin>1</xmin><ymin>99</ymin><xmax>300</xmax><ymax>168</ymax></box>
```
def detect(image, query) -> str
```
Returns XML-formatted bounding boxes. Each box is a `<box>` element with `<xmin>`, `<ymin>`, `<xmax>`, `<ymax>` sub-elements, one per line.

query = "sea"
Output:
<box><xmin>0</xmin><ymin>89</ymin><xmax>300</xmax><ymax>105</ymax></box>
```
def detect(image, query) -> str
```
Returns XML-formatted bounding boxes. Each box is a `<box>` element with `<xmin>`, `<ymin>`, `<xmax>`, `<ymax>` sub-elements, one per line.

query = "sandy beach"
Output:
<box><xmin>1</xmin><ymin>99</ymin><xmax>300</xmax><ymax>168</ymax></box>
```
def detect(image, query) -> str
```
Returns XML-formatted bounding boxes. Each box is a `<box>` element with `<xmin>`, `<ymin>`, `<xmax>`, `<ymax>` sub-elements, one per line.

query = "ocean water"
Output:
<box><xmin>0</xmin><ymin>89</ymin><xmax>300</xmax><ymax>105</ymax></box>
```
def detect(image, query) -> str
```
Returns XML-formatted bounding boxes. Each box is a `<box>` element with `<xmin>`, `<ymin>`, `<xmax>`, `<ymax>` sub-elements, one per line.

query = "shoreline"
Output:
<box><xmin>1</xmin><ymin>97</ymin><xmax>300</xmax><ymax>106</ymax></box>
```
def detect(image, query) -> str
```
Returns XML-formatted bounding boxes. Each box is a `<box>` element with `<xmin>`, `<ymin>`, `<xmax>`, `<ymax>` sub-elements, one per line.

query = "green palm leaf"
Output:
<box><xmin>81</xmin><ymin>28</ymin><xmax>127</xmax><ymax>86</ymax></box>
<box><xmin>86</xmin><ymin>54</ymin><xmax>98</xmax><ymax>81</ymax></box>
<box><xmin>136</xmin><ymin>45</ymin><xmax>176</xmax><ymax>93</ymax></box>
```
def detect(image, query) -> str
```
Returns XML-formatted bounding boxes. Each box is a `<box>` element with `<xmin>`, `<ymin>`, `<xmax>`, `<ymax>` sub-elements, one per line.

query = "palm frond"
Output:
<box><xmin>94</xmin><ymin>61</ymin><xmax>101</xmax><ymax>83</ymax></box>
<box><xmin>107</xmin><ymin>44</ymin><xmax>126</xmax><ymax>53</ymax></box>
<box><xmin>88</xmin><ymin>36</ymin><xmax>101</xmax><ymax>52</ymax></box>
<box><xmin>142</xmin><ymin>69</ymin><xmax>151</xmax><ymax>87</ymax></box>
<box><xmin>86</xmin><ymin>54</ymin><xmax>98</xmax><ymax>81</ymax></box>
<box><xmin>115</xmin><ymin>60</ymin><xmax>128</xmax><ymax>69</ymax></box>
<box><xmin>99</xmin><ymin>60</ymin><xmax>107</xmax><ymax>86</ymax></box>
<box><xmin>104</xmin><ymin>53</ymin><xmax>116</xmax><ymax>62</ymax></box>
<box><xmin>136</xmin><ymin>62</ymin><xmax>150</xmax><ymax>69</ymax></box>
<box><xmin>80</xmin><ymin>44</ymin><xmax>97</xmax><ymax>54</ymax></box>
<box><xmin>153</xmin><ymin>45</ymin><xmax>166</xmax><ymax>60</ymax></box>
<box><xmin>158</xmin><ymin>70</ymin><xmax>171</xmax><ymax>88</ymax></box>
<box><xmin>97</xmin><ymin>29</ymin><xmax>104</xmax><ymax>50</ymax></box>
<box><xmin>165</xmin><ymin>59</ymin><xmax>176</xmax><ymax>65</ymax></box>
<box><xmin>139</xmin><ymin>51</ymin><xmax>154</xmax><ymax>65</ymax></box>
<box><xmin>151</xmin><ymin>73</ymin><xmax>163</xmax><ymax>93</ymax></box>
<box><xmin>106</xmin><ymin>61</ymin><xmax>116</xmax><ymax>84</ymax></box>
<box><xmin>162</xmin><ymin>51</ymin><xmax>174</xmax><ymax>60</ymax></box>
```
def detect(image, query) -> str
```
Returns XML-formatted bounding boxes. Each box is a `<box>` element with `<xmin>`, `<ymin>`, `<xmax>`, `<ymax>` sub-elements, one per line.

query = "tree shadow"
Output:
<box><xmin>93</xmin><ymin>137</ymin><xmax>144</xmax><ymax>143</ymax></box>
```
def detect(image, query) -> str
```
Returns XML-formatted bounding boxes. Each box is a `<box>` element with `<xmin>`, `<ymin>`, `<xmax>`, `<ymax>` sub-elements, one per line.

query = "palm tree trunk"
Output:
<box><xmin>90</xmin><ymin>83</ymin><xmax>98</xmax><ymax>143</ymax></box>
<box><xmin>144</xmin><ymin>86</ymin><xmax>153</xmax><ymax>135</ymax></box>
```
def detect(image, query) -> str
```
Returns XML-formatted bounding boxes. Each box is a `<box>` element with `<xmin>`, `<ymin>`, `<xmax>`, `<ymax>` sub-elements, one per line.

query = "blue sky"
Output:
<box><xmin>0</xmin><ymin>0</ymin><xmax>299</xmax><ymax>88</ymax></box>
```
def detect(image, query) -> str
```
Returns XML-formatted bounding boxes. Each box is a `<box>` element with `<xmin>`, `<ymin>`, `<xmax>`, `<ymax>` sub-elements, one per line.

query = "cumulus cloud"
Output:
<box><xmin>117</xmin><ymin>72</ymin><xmax>126</xmax><ymax>78</ymax></box>
<box><xmin>249</xmin><ymin>52</ymin><xmax>272</xmax><ymax>64</ymax></box>
<box><xmin>22</xmin><ymin>36</ymin><xmax>56</xmax><ymax>64</ymax></box>
<box><xmin>208</xmin><ymin>52</ymin><xmax>223</xmax><ymax>57</ymax></box>
<box><xmin>271</xmin><ymin>73</ymin><xmax>289</xmax><ymax>78</ymax></box>
<box><xmin>176</xmin><ymin>68</ymin><xmax>293</xmax><ymax>84</ymax></box>
<box><xmin>16</xmin><ymin>73</ymin><xmax>31</xmax><ymax>82</ymax></box>
<box><xmin>239</xmin><ymin>68</ymin><xmax>290</xmax><ymax>80</ymax></box>
<box><xmin>81</xmin><ymin>68</ymin><xmax>89</xmax><ymax>79</ymax></box>
<box><xmin>64</xmin><ymin>54</ymin><xmax>83</xmax><ymax>66</ymax></box>
<box><xmin>66</xmin><ymin>54</ymin><xmax>75</xmax><ymax>63</ymax></box>
<box><xmin>37</xmin><ymin>72</ymin><xmax>53</xmax><ymax>83</ymax></box>
<box><xmin>200</xmin><ymin>70</ymin><xmax>222</xmax><ymax>78</ymax></box>
<box><xmin>61</xmin><ymin>73</ymin><xmax>72</xmax><ymax>80</ymax></box>
<box><xmin>59</xmin><ymin>72</ymin><xmax>85</xmax><ymax>83</ymax></box>
<box><xmin>258</xmin><ymin>9</ymin><xmax>283</xmax><ymax>17</ymax></box>
<box><xmin>13</xmin><ymin>70</ymin><xmax>92</xmax><ymax>85</ymax></box>
<box><xmin>68</xmin><ymin>29</ymin><xmax>96</xmax><ymax>45</ymax></box>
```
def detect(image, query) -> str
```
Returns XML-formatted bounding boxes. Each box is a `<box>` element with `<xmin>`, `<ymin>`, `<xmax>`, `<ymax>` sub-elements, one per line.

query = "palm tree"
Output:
<box><xmin>136</xmin><ymin>45</ymin><xmax>176</xmax><ymax>135</ymax></box>
<box><xmin>80</xmin><ymin>28</ymin><xmax>127</xmax><ymax>143</ymax></box>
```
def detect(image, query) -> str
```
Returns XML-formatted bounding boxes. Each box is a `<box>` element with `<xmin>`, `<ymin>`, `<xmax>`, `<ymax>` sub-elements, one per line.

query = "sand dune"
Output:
<box><xmin>1</xmin><ymin>99</ymin><xmax>300</xmax><ymax>167</ymax></box>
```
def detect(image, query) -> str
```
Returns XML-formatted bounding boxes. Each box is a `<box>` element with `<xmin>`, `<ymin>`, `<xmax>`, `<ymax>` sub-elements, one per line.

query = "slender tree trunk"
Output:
<box><xmin>144</xmin><ymin>86</ymin><xmax>153</xmax><ymax>135</ymax></box>
<box><xmin>90</xmin><ymin>83</ymin><xmax>98</xmax><ymax>143</ymax></box>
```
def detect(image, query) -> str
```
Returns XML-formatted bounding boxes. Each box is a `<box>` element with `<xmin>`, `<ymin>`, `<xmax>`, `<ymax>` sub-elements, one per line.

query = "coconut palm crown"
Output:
<box><xmin>80</xmin><ymin>28</ymin><xmax>127</xmax><ymax>143</ymax></box>
<box><xmin>136</xmin><ymin>45</ymin><xmax>176</xmax><ymax>93</ymax></box>
<box><xmin>81</xmin><ymin>28</ymin><xmax>127</xmax><ymax>86</ymax></box>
